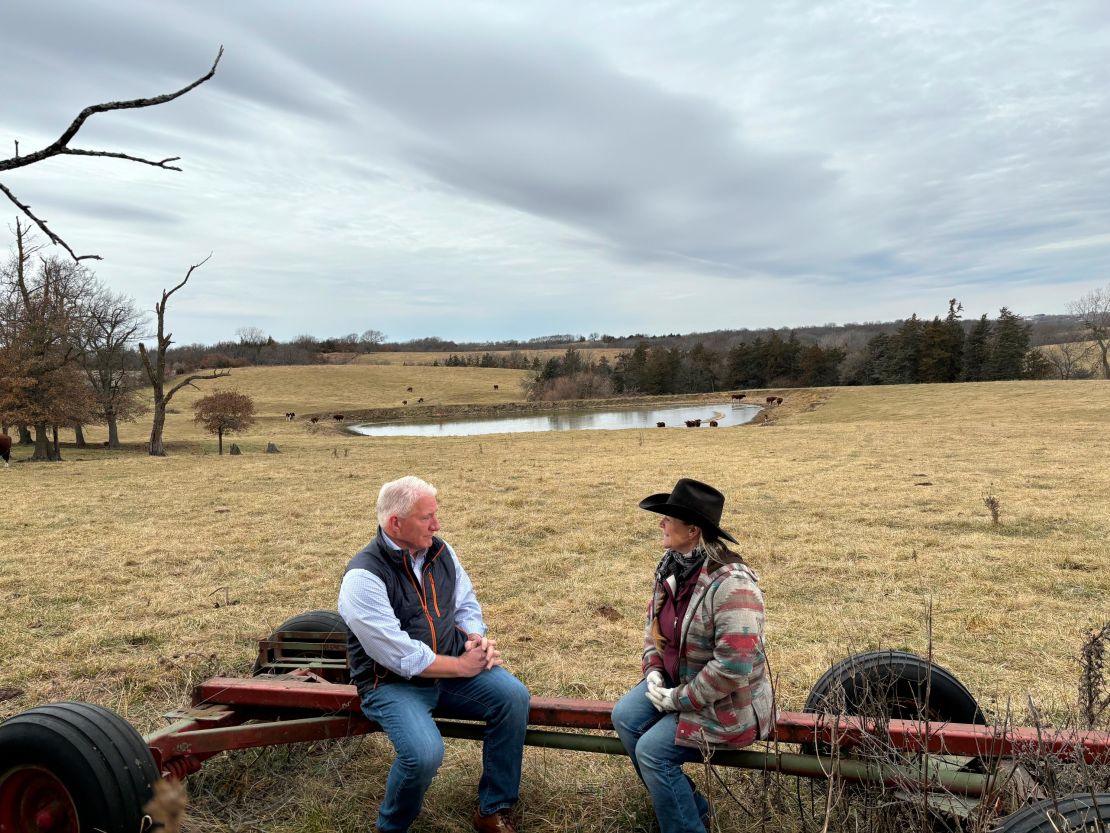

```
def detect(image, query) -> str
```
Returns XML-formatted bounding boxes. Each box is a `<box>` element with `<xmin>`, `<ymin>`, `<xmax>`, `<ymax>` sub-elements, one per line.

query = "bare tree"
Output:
<box><xmin>1067</xmin><ymin>285</ymin><xmax>1110</xmax><ymax>379</ymax></box>
<box><xmin>235</xmin><ymin>326</ymin><xmax>269</xmax><ymax>363</ymax></box>
<box><xmin>359</xmin><ymin>329</ymin><xmax>387</xmax><ymax>349</ymax></box>
<box><xmin>80</xmin><ymin>287</ymin><xmax>149</xmax><ymax>448</ymax></box>
<box><xmin>0</xmin><ymin>48</ymin><xmax>223</xmax><ymax>262</ymax></box>
<box><xmin>1043</xmin><ymin>336</ymin><xmax>1096</xmax><ymax>380</ymax></box>
<box><xmin>138</xmin><ymin>257</ymin><xmax>229</xmax><ymax>456</ymax></box>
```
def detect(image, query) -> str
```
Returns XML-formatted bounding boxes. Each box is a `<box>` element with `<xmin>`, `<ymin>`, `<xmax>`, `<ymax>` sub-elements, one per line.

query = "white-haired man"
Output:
<box><xmin>339</xmin><ymin>476</ymin><xmax>530</xmax><ymax>833</ymax></box>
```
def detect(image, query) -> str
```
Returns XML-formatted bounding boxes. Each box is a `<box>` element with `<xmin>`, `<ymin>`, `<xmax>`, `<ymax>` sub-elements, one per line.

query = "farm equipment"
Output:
<box><xmin>2</xmin><ymin>610</ymin><xmax>1109</xmax><ymax>832</ymax></box>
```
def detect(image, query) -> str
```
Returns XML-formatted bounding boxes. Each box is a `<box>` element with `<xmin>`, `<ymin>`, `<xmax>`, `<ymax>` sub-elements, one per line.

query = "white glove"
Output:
<box><xmin>645</xmin><ymin>670</ymin><xmax>665</xmax><ymax>691</ymax></box>
<box><xmin>646</xmin><ymin>683</ymin><xmax>679</xmax><ymax>713</ymax></box>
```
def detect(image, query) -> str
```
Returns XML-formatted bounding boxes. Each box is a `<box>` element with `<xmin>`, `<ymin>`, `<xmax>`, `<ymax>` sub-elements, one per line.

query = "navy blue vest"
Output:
<box><xmin>344</xmin><ymin>529</ymin><xmax>468</xmax><ymax>690</ymax></box>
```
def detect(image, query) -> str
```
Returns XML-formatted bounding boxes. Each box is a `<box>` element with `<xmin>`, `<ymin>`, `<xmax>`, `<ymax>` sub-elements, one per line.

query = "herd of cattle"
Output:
<box><xmin>650</xmin><ymin>393</ymin><xmax>784</xmax><ymax>429</ymax></box>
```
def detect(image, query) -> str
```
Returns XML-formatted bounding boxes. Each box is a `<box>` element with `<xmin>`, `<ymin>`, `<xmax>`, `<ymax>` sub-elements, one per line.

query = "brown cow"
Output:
<box><xmin>493</xmin><ymin>384</ymin><xmax>499</xmax><ymax>390</ymax></box>
<box><xmin>417</xmin><ymin>397</ymin><xmax>424</xmax><ymax>403</ymax></box>
<box><xmin>766</xmin><ymin>396</ymin><xmax>775</xmax><ymax>404</ymax></box>
<box><xmin>730</xmin><ymin>393</ymin><xmax>746</xmax><ymax>401</ymax></box>
<box><xmin>406</xmin><ymin>387</ymin><xmax>413</xmax><ymax>392</ymax></box>
<box><xmin>1</xmin><ymin>433</ymin><xmax>11</xmax><ymax>467</ymax></box>
<box><xmin>776</xmin><ymin>397</ymin><xmax>784</xmax><ymax>404</ymax></box>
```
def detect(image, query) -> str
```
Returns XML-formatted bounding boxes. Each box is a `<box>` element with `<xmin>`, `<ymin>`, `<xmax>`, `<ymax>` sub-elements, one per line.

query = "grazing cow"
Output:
<box><xmin>694</xmin><ymin>419</ymin><xmax>702</xmax><ymax>427</ymax></box>
<box><xmin>285</xmin><ymin>412</ymin><xmax>296</xmax><ymax>421</ymax></box>
<box><xmin>709</xmin><ymin>421</ymin><xmax>718</xmax><ymax>427</ymax></box>
<box><xmin>309</xmin><ymin>417</ymin><xmax>320</xmax><ymax>424</ymax></box>
<box><xmin>1</xmin><ymin>433</ymin><xmax>11</xmax><ymax>467</ymax></box>
<box><xmin>333</xmin><ymin>414</ymin><xmax>344</xmax><ymax>421</ymax></box>
<box><xmin>656</xmin><ymin>421</ymin><xmax>665</xmax><ymax>428</ymax></box>
<box><xmin>776</xmin><ymin>397</ymin><xmax>784</xmax><ymax>404</ymax></box>
<box><xmin>684</xmin><ymin>420</ymin><xmax>695</xmax><ymax>428</ymax></box>
<box><xmin>493</xmin><ymin>384</ymin><xmax>499</xmax><ymax>390</ymax></box>
<box><xmin>417</xmin><ymin>397</ymin><xmax>424</xmax><ymax>403</ymax></box>
<box><xmin>406</xmin><ymin>387</ymin><xmax>413</xmax><ymax>392</ymax></box>
<box><xmin>731</xmin><ymin>393</ymin><xmax>746</xmax><ymax>401</ymax></box>
<box><xmin>766</xmin><ymin>396</ymin><xmax>775</xmax><ymax>404</ymax></box>
<box><xmin>402</xmin><ymin>400</ymin><xmax>408</xmax><ymax>405</ymax></box>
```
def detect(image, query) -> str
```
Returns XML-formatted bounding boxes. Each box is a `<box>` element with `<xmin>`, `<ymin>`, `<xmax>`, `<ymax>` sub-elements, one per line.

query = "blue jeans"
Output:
<box><xmin>359</xmin><ymin>666</ymin><xmax>530</xmax><ymax>833</ymax></box>
<box><xmin>612</xmin><ymin>680</ymin><xmax>710</xmax><ymax>833</ymax></box>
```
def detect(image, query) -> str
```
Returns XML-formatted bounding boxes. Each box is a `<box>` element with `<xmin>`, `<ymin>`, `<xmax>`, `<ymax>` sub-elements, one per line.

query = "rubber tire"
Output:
<box><xmin>805</xmin><ymin>649</ymin><xmax>986</xmax><ymax>724</ymax></box>
<box><xmin>802</xmin><ymin>650</ymin><xmax>985</xmax><ymax>756</ymax></box>
<box><xmin>0</xmin><ymin>701</ymin><xmax>159</xmax><ymax>833</ymax></box>
<box><xmin>252</xmin><ymin>609</ymin><xmax>350</xmax><ymax>682</ymax></box>
<box><xmin>996</xmin><ymin>793</ymin><xmax>1110</xmax><ymax>832</ymax></box>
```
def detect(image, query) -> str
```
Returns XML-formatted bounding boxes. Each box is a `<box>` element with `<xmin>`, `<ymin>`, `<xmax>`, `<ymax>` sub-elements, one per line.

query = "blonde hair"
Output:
<box><xmin>377</xmin><ymin>476</ymin><xmax>437</xmax><ymax>529</ymax></box>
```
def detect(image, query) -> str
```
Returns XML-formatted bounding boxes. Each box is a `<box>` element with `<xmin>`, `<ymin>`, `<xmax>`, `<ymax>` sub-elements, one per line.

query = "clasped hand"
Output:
<box><xmin>645</xmin><ymin>670</ymin><xmax>678</xmax><ymax>712</ymax></box>
<box><xmin>459</xmin><ymin>634</ymin><xmax>502</xmax><ymax>676</ymax></box>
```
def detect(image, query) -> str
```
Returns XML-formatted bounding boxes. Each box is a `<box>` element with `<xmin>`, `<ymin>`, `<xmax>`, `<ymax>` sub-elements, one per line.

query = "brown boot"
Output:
<box><xmin>472</xmin><ymin>809</ymin><xmax>517</xmax><ymax>833</ymax></box>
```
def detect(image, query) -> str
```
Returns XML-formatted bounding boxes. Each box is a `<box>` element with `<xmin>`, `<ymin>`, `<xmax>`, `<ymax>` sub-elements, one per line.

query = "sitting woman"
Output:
<box><xmin>612</xmin><ymin>478</ymin><xmax>773</xmax><ymax>833</ymax></box>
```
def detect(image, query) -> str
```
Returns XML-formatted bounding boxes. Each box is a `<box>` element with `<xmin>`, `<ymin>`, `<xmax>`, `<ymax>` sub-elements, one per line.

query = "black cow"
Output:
<box><xmin>0</xmin><ymin>433</ymin><xmax>11</xmax><ymax>467</ymax></box>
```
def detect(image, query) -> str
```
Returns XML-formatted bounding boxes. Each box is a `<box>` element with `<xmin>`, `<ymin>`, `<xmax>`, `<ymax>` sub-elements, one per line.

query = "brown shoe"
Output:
<box><xmin>472</xmin><ymin>809</ymin><xmax>517</xmax><ymax>833</ymax></box>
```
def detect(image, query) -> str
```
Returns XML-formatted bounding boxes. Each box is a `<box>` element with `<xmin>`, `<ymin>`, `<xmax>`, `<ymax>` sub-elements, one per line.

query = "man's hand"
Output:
<box><xmin>466</xmin><ymin>633</ymin><xmax>503</xmax><ymax>670</ymax></box>
<box><xmin>457</xmin><ymin>643</ymin><xmax>488</xmax><ymax>677</ymax></box>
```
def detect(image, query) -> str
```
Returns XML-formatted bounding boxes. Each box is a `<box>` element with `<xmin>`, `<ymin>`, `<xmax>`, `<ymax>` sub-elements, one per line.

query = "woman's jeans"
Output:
<box><xmin>359</xmin><ymin>666</ymin><xmax>531</xmax><ymax>833</ymax></box>
<box><xmin>612</xmin><ymin>680</ymin><xmax>710</xmax><ymax>833</ymax></box>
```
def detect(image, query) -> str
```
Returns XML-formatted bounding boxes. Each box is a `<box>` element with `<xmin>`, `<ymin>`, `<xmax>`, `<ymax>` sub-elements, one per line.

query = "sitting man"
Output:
<box><xmin>339</xmin><ymin>475</ymin><xmax>530</xmax><ymax>833</ymax></box>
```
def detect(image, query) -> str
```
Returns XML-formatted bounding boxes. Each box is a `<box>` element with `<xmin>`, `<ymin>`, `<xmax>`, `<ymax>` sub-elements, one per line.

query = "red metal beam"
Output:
<box><xmin>192</xmin><ymin>677</ymin><xmax>1110</xmax><ymax>763</ymax></box>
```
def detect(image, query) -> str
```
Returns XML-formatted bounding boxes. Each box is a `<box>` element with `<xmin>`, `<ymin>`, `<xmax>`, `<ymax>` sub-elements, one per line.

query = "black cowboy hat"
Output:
<box><xmin>638</xmin><ymin>478</ymin><xmax>738</xmax><ymax>544</ymax></box>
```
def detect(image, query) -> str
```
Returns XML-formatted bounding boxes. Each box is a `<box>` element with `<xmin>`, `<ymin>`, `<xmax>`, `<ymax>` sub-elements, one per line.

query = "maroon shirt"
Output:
<box><xmin>660</xmin><ymin>570</ymin><xmax>701</xmax><ymax>685</ymax></box>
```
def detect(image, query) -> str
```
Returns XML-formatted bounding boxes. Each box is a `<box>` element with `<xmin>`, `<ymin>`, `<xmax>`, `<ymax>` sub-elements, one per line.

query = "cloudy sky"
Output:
<box><xmin>2</xmin><ymin>1</ymin><xmax>1108</xmax><ymax>345</ymax></box>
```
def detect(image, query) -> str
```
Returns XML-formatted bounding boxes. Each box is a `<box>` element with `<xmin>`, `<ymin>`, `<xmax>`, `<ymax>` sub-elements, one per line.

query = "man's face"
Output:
<box><xmin>388</xmin><ymin>494</ymin><xmax>440</xmax><ymax>552</ymax></box>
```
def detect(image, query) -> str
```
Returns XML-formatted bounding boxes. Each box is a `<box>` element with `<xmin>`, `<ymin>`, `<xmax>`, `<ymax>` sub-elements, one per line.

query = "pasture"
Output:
<box><xmin>1</xmin><ymin>369</ymin><xmax>1108</xmax><ymax>832</ymax></box>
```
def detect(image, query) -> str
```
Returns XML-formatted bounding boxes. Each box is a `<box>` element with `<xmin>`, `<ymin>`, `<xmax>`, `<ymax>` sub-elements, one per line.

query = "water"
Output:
<box><xmin>349</xmin><ymin>403</ymin><xmax>762</xmax><ymax>438</ymax></box>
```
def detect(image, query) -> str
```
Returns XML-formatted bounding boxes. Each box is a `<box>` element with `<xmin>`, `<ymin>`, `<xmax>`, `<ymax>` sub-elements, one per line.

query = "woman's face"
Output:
<box><xmin>659</xmin><ymin>515</ymin><xmax>700</xmax><ymax>553</ymax></box>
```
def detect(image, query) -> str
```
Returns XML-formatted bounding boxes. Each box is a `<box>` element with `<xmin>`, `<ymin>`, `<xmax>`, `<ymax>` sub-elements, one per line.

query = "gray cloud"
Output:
<box><xmin>2</xmin><ymin>0</ymin><xmax>1108</xmax><ymax>343</ymax></box>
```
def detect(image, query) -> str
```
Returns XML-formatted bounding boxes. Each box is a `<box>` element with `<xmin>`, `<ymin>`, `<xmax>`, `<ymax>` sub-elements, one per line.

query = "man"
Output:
<box><xmin>339</xmin><ymin>476</ymin><xmax>530</xmax><ymax>833</ymax></box>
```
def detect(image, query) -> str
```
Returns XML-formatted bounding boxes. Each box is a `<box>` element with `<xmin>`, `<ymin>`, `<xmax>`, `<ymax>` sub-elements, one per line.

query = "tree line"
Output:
<box><xmin>521</xmin><ymin>296</ymin><xmax>1110</xmax><ymax>400</ymax></box>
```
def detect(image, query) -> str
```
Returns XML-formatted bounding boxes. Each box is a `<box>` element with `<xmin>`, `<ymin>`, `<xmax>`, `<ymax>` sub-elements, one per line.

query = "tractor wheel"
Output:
<box><xmin>253</xmin><ymin>609</ymin><xmax>350</xmax><ymax>682</ymax></box>
<box><xmin>805</xmin><ymin>649</ymin><xmax>985</xmax><ymax>726</ymax></box>
<box><xmin>0</xmin><ymin>701</ymin><xmax>159</xmax><ymax>833</ymax></box>
<box><xmin>995</xmin><ymin>793</ymin><xmax>1110</xmax><ymax>832</ymax></box>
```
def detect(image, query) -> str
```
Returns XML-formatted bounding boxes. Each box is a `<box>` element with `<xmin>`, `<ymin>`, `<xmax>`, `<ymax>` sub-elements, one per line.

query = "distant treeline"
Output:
<box><xmin>523</xmin><ymin>301</ymin><xmax>1050</xmax><ymax>400</ymax></box>
<box><xmin>159</xmin><ymin>302</ymin><xmax>1091</xmax><ymax>398</ymax></box>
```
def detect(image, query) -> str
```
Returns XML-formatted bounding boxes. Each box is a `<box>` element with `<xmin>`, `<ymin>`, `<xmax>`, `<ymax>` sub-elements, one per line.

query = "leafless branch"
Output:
<box><xmin>56</xmin><ymin>149</ymin><xmax>183</xmax><ymax>170</ymax></box>
<box><xmin>0</xmin><ymin>182</ymin><xmax>98</xmax><ymax>261</ymax></box>
<box><xmin>0</xmin><ymin>46</ymin><xmax>223</xmax><ymax>261</ymax></box>
<box><xmin>0</xmin><ymin>47</ymin><xmax>223</xmax><ymax>173</ymax></box>
<box><xmin>166</xmin><ymin>370</ymin><xmax>231</xmax><ymax>403</ymax></box>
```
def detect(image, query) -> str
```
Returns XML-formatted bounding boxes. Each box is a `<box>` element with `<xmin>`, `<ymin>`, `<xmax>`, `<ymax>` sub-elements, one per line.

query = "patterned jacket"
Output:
<box><xmin>642</xmin><ymin>548</ymin><xmax>774</xmax><ymax>749</ymax></box>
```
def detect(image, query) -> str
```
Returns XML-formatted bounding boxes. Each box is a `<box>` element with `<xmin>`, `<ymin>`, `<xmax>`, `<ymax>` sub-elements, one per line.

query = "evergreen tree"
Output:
<box><xmin>985</xmin><ymin>307</ymin><xmax>1030</xmax><ymax>380</ymax></box>
<box><xmin>889</xmin><ymin>315</ymin><xmax>923</xmax><ymax>383</ymax></box>
<box><xmin>962</xmin><ymin>315</ymin><xmax>992</xmax><ymax>381</ymax></box>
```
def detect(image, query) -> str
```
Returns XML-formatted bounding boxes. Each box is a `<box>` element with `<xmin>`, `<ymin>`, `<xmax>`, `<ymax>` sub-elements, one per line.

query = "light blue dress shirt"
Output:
<box><xmin>338</xmin><ymin>532</ymin><xmax>486</xmax><ymax>679</ymax></box>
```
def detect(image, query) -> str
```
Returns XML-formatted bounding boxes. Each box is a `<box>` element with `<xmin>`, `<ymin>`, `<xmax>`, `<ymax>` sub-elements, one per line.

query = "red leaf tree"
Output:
<box><xmin>192</xmin><ymin>389</ymin><xmax>256</xmax><ymax>455</ymax></box>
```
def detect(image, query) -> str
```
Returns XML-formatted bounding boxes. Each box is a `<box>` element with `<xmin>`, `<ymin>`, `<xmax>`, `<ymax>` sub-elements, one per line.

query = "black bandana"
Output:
<box><xmin>655</xmin><ymin>546</ymin><xmax>706</xmax><ymax>589</ymax></box>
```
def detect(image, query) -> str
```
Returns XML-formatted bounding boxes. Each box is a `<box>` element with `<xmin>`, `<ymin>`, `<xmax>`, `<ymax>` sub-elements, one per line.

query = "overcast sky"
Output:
<box><xmin>2</xmin><ymin>1</ymin><xmax>1108</xmax><ymax>345</ymax></box>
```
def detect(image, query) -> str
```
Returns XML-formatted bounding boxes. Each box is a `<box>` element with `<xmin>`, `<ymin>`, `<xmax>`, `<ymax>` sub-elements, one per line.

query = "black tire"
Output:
<box><xmin>996</xmin><ymin>793</ymin><xmax>1110</xmax><ymax>832</ymax></box>
<box><xmin>802</xmin><ymin>650</ymin><xmax>985</xmax><ymax>756</ymax></box>
<box><xmin>0</xmin><ymin>701</ymin><xmax>159</xmax><ymax>833</ymax></box>
<box><xmin>253</xmin><ymin>609</ymin><xmax>350</xmax><ymax>682</ymax></box>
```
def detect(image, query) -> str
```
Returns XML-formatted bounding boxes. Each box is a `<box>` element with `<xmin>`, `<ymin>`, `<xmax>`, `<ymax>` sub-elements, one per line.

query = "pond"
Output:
<box><xmin>349</xmin><ymin>402</ymin><xmax>762</xmax><ymax>438</ymax></box>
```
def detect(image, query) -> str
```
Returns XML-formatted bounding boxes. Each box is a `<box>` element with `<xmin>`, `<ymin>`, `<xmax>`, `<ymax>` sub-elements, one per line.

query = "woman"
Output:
<box><xmin>612</xmin><ymin>478</ymin><xmax>773</xmax><ymax>833</ymax></box>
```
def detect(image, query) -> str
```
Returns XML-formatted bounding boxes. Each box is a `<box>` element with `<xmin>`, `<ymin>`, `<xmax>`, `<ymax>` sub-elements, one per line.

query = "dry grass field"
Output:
<box><xmin>1</xmin><ymin>370</ymin><xmax>1108</xmax><ymax>832</ymax></box>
